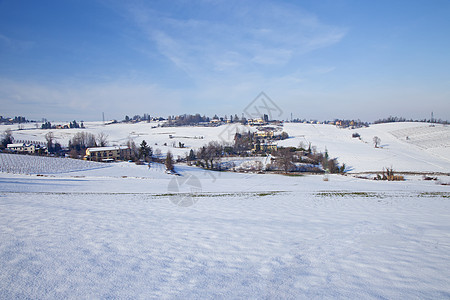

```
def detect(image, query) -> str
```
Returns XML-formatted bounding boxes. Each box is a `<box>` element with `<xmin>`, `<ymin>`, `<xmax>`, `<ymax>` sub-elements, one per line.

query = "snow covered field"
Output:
<box><xmin>1</xmin><ymin>121</ymin><xmax>449</xmax><ymax>298</ymax></box>
<box><xmin>1</xmin><ymin>159</ymin><xmax>450</xmax><ymax>298</ymax></box>
<box><xmin>0</xmin><ymin>153</ymin><xmax>109</xmax><ymax>174</ymax></box>
<box><xmin>278</xmin><ymin>122</ymin><xmax>450</xmax><ymax>173</ymax></box>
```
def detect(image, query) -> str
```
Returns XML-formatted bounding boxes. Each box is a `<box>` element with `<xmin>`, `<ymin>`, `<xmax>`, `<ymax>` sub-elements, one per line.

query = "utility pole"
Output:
<box><xmin>102</xmin><ymin>112</ymin><xmax>105</xmax><ymax>125</ymax></box>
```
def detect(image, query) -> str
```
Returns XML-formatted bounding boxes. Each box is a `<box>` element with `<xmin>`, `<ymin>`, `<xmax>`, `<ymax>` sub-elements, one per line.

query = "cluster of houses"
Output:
<box><xmin>6</xmin><ymin>143</ymin><xmax>48</xmax><ymax>154</ymax></box>
<box><xmin>251</xmin><ymin>131</ymin><xmax>277</xmax><ymax>153</ymax></box>
<box><xmin>5</xmin><ymin>123</ymin><xmax>282</xmax><ymax>163</ymax></box>
<box><xmin>209</xmin><ymin>118</ymin><xmax>267</xmax><ymax>126</ymax></box>
<box><xmin>5</xmin><ymin>143</ymin><xmax>131</xmax><ymax>163</ymax></box>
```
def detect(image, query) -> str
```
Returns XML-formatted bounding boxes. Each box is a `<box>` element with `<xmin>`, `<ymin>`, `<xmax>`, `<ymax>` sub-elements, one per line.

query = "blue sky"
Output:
<box><xmin>0</xmin><ymin>0</ymin><xmax>449</xmax><ymax>122</ymax></box>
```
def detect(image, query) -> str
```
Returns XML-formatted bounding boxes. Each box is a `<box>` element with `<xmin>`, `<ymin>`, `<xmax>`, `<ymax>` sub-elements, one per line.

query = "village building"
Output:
<box><xmin>256</xmin><ymin>131</ymin><xmax>274</xmax><ymax>139</ymax></box>
<box><xmin>7</xmin><ymin>143</ymin><xmax>36</xmax><ymax>154</ymax></box>
<box><xmin>248</xmin><ymin>118</ymin><xmax>265</xmax><ymax>126</ymax></box>
<box><xmin>252</xmin><ymin>142</ymin><xmax>277</xmax><ymax>153</ymax></box>
<box><xmin>85</xmin><ymin>146</ymin><xmax>131</xmax><ymax>162</ymax></box>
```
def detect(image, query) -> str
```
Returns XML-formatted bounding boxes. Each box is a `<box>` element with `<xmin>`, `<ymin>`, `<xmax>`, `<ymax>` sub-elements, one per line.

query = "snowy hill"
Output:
<box><xmin>279</xmin><ymin>122</ymin><xmax>450</xmax><ymax>173</ymax></box>
<box><xmin>2</xmin><ymin>121</ymin><xmax>449</xmax><ymax>173</ymax></box>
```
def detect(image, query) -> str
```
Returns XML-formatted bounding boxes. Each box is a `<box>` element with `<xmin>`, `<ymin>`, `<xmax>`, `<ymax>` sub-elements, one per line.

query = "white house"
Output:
<box><xmin>85</xmin><ymin>146</ymin><xmax>131</xmax><ymax>162</ymax></box>
<box><xmin>7</xmin><ymin>143</ymin><xmax>36</xmax><ymax>154</ymax></box>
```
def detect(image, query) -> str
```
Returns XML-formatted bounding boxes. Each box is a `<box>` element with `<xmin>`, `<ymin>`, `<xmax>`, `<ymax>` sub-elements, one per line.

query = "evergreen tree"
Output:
<box><xmin>255</xmin><ymin>139</ymin><xmax>261</xmax><ymax>152</ymax></box>
<box><xmin>188</xmin><ymin>149</ymin><xmax>196</xmax><ymax>161</ymax></box>
<box><xmin>139</xmin><ymin>140</ymin><xmax>151</xmax><ymax>161</ymax></box>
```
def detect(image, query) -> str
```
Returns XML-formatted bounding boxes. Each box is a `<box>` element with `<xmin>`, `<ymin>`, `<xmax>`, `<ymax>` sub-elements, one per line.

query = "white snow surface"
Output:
<box><xmin>1</xmin><ymin>121</ymin><xmax>450</xmax><ymax>298</ymax></box>
<box><xmin>0</xmin><ymin>153</ymin><xmax>109</xmax><ymax>174</ymax></box>
<box><xmin>1</xmin><ymin>158</ymin><xmax>450</xmax><ymax>298</ymax></box>
<box><xmin>278</xmin><ymin>122</ymin><xmax>450</xmax><ymax>173</ymax></box>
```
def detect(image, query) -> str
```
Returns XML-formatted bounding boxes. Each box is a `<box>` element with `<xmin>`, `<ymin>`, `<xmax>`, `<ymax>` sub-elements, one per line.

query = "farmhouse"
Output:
<box><xmin>210</xmin><ymin>119</ymin><xmax>221</xmax><ymax>124</ymax></box>
<box><xmin>252</xmin><ymin>142</ymin><xmax>277</xmax><ymax>153</ymax></box>
<box><xmin>248</xmin><ymin>118</ymin><xmax>265</xmax><ymax>126</ymax></box>
<box><xmin>85</xmin><ymin>146</ymin><xmax>131</xmax><ymax>162</ymax></box>
<box><xmin>256</xmin><ymin>131</ymin><xmax>274</xmax><ymax>138</ymax></box>
<box><xmin>7</xmin><ymin>143</ymin><xmax>35</xmax><ymax>154</ymax></box>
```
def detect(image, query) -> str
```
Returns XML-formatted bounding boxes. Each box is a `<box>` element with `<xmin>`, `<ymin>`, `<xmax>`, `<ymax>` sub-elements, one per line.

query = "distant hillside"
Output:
<box><xmin>1</xmin><ymin>122</ymin><xmax>449</xmax><ymax>173</ymax></box>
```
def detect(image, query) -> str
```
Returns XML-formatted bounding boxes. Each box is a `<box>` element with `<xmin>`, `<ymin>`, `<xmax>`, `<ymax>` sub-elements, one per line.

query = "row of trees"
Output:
<box><xmin>167</xmin><ymin>114</ymin><xmax>210</xmax><ymax>126</ymax></box>
<box><xmin>41</xmin><ymin>120</ymin><xmax>84</xmax><ymax>129</ymax></box>
<box><xmin>0</xmin><ymin>116</ymin><xmax>28</xmax><ymax>124</ymax></box>
<box><xmin>374</xmin><ymin>116</ymin><xmax>448</xmax><ymax>125</ymax></box>
<box><xmin>68</xmin><ymin>132</ymin><xmax>109</xmax><ymax>154</ymax></box>
<box><xmin>267</xmin><ymin>146</ymin><xmax>344</xmax><ymax>174</ymax></box>
<box><xmin>164</xmin><ymin>113</ymin><xmax>266</xmax><ymax>127</ymax></box>
<box><xmin>123</xmin><ymin>114</ymin><xmax>153</xmax><ymax>123</ymax></box>
<box><xmin>128</xmin><ymin>139</ymin><xmax>174</xmax><ymax>171</ymax></box>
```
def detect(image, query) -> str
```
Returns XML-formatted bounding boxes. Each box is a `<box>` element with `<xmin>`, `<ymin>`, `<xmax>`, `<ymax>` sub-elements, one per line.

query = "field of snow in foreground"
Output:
<box><xmin>1</xmin><ymin>163</ymin><xmax>449</xmax><ymax>298</ymax></box>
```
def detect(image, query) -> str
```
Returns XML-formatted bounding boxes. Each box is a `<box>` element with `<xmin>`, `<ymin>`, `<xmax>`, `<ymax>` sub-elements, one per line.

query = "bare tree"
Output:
<box><xmin>165</xmin><ymin>151</ymin><xmax>174</xmax><ymax>171</ymax></box>
<box><xmin>97</xmin><ymin>132</ymin><xmax>109</xmax><ymax>147</ymax></box>
<box><xmin>1</xmin><ymin>129</ymin><xmax>14</xmax><ymax>148</ymax></box>
<box><xmin>196</xmin><ymin>141</ymin><xmax>223</xmax><ymax>170</ymax></box>
<box><xmin>45</xmin><ymin>132</ymin><xmax>55</xmax><ymax>153</ymax></box>
<box><xmin>206</xmin><ymin>141</ymin><xmax>223</xmax><ymax>169</ymax></box>
<box><xmin>68</xmin><ymin>132</ymin><xmax>97</xmax><ymax>153</ymax></box>
<box><xmin>154</xmin><ymin>148</ymin><xmax>162</xmax><ymax>161</ymax></box>
<box><xmin>373</xmin><ymin>136</ymin><xmax>381</xmax><ymax>148</ymax></box>
<box><xmin>275</xmin><ymin>147</ymin><xmax>294</xmax><ymax>174</ymax></box>
<box><xmin>197</xmin><ymin>146</ymin><xmax>209</xmax><ymax>168</ymax></box>
<box><xmin>126</xmin><ymin>138</ymin><xmax>138</xmax><ymax>160</ymax></box>
<box><xmin>69</xmin><ymin>149</ymin><xmax>78</xmax><ymax>159</ymax></box>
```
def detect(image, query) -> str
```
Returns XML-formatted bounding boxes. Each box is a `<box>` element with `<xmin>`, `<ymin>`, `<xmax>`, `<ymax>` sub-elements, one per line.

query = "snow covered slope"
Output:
<box><xmin>2</xmin><ymin>121</ymin><xmax>449</xmax><ymax>172</ymax></box>
<box><xmin>279</xmin><ymin>122</ymin><xmax>450</xmax><ymax>173</ymax></box>
<box><xmin>0</xmin><ymin>153</ymin><xmax>109</xmax><ymax>174</ymax></box>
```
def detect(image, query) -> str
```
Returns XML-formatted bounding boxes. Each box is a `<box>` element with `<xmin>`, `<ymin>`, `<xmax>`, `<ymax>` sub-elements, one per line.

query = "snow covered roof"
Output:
<box><xmin>7</xmin><ymin>143</ymin><xmax>25</xmax><ymax>148</ymax></box>
<box><xmin>87</xmin><ymin>146</ymin><xmax>129</xmax><ymax>152</ymax></box>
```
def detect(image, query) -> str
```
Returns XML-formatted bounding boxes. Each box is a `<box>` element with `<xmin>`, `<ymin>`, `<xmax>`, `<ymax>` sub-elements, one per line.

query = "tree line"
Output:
<box><xmin>41</xmin><ymin>120</ymin><xmax>84</xmax><ymax>129</ymax></box>
<box><xmin>374</xmin><ymin>116</ymin><xmax>448</xmax><ymax>125</ymax></box>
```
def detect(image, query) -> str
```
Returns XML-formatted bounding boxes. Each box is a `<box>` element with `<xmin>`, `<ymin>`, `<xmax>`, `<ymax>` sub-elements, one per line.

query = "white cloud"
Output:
<box><xmin>251</xmin><ymin>48</ymin><xmax>293</xmax><ymax>65</ymax></box>
<box><xmin>0</xmin><ymin>33</ymin><xmax>34</xmax><ymax>51</ymax></box>
<box><xmin>0</xmin><ymin>1</ymin><xmax>350</xmax><ymax>121</ymax></box>
<box><xmin>0</xmin><ymin>79</ymin><xmax>184</xmax><ymax>120</ymax></box>
<box><xmin>119</xmin><ymin>0</ymin><xmax>347</xmax><ymax>80</ymax></box>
